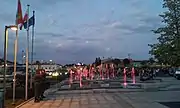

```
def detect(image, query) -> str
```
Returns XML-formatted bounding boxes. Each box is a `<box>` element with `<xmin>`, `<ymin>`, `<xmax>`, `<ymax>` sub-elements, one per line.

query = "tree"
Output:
<box><xmin>149</xmin><ymin>57</ymin><xmax>155</xmax><ymax>64</ymax></box>
<box><xmin>141</xmin><ymin>60</ymin><xmax>147</xmax><ymax>66</ymax></box>
<box><xmin>35</xmin><ymin>61</ymin><xmax>40</xmax><ymax>65</ymax></box>
<box><xmin>112</xmin><ymin>58</ymin><xmax>121</xmax><ymax>66</ymax></box>
<box><xmin>149</xmin><ymin>0</ymin><xmax>180</xmax><ymax>66</ymax></box>
<box><xmin>95</xmin><ymin>57</ymin><xmax>101</xmax><ymax>66</ymax></box>
<box><xmin>123</xmin><ymin>58</ymin><xmax>130</xmax><ymax>66</ymax></box>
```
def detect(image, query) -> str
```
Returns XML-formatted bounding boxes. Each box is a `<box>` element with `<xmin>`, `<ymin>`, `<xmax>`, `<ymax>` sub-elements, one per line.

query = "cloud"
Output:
<box><xmin>0</xmin><ymin>13</ymin><xmax>15</xmax><ymax>23</ymax></box>
<box><xmin>36</xmin><ymin>32</ymin><xmax>64</xmax><ymax>37</ymax></box>
<box><xmin>35</xmin><ymin>13</ymin><xmax>160</xmax><ymax>62</ymax></box>
<box><xmin>130</xmin><ymin>0</ymin><xmax>144</xmax><ymax>7</ymax></box>
<box><xmin>0</xmin><ymin>0</ymin><xmax>164</xmax><ymax>63</ymax></box>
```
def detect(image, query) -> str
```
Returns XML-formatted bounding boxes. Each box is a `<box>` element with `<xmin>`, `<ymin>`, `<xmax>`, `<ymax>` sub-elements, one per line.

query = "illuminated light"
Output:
<box><xmin>69</xmin><ymin>70</ymin><xmax>73</xmax><ymax>86</ymax></box>
<box><xmin>65</xmin><ymin>72</ymin><xmax>68</xmax><ymax>75</ymax></box>
<box><xmin>2</xmin><ymin>64</ymin><xmax>8</xmax><ymax>67</ymax></box>
<box><xmin>49</xmin><ymin>72</ymin><xmax>52</xmax><ymax>75</ymax></box>
<box><xmin>123</xmin><ymin>82</ymin><xmax>127</xmax><ymax>86</ymax></box>
<box><xmin>52</xmin><ymin>72</ymin><xmax>59</xmax><ymax>76</ymax></box>
<box><xmin>77</xmin><ymin>63</ymin><xmax>81</xmax><ymax>66</ymax></box>
<box><xmin>80</xmin><ymin>68</ymin><xmax>83</xmax><ymax>71</ymax></box>
<box><xmin>10</xmin><ymin>27</ymin><xmax>18</xmax><ymax>31</ymax></box>
<box><xmin>132</xmin><ymin>67</ymin><xmax>136</xmax><ymax>84</ymax></box>
<box><xmin>123</xmin><ymin>68</ymin><xmax>127</xmax><ymax>88</ymax></box>
<box><xmin>80</xmin><ymin>71</ymin><xmax>82</xmax><ymax>87</ymax></box>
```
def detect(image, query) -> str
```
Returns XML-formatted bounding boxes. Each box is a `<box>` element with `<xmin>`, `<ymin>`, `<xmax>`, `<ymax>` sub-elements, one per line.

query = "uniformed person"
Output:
<box><xmin>34</xmin><ymin>70</ymin><xmax>43</xmax><ymax>102</ymax></box>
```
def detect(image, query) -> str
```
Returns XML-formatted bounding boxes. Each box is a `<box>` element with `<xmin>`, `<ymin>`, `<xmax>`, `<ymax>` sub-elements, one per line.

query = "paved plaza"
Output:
<box><xmin>17</xmin><ymin>91</ymin><xmax>168</xmax><ymax>108</ymax></box>
<box><xmin>17</xmin><ymin>77</ymin><xmax>180</xmax><ymax>108</ymax></box>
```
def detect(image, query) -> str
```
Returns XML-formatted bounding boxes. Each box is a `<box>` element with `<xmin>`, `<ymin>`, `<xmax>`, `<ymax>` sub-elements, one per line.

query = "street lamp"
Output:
<box><xmin>3</xmin><ymin>25</ymin><xmax>18</xmax><ymax>107</ymax></box>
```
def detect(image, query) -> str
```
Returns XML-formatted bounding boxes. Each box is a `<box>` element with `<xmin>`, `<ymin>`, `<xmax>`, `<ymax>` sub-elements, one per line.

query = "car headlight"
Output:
<box><xmin>60</xmin><ymin>73</ymin><xmax>62</xmax><ymax>75</ymax></box>
<box><xmin>65</xmin><ymin>72</ymin><xmax>68</xmax><ymax>75</ymax></box>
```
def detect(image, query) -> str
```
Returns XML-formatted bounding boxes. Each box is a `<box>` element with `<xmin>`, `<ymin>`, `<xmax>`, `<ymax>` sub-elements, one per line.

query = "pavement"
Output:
<box><xmin>16</xmin><ymin>77</ymin><xmax>180</xmax><ymax>108</ymax></box>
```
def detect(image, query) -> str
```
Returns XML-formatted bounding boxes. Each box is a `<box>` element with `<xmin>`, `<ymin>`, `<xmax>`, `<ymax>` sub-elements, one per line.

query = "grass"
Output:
<box><xmin>5</xmin><ymin>99</ymin><xmax>25</xmax><ymax>108</ymax></box>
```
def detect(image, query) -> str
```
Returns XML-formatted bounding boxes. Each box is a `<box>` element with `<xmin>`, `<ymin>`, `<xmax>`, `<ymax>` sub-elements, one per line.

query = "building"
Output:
<box><xmin>31</xmin><ymin>63</ymin><xmax>62</xmax><ymax>73</ymax></box>
<box><xmin>101</xmin><ymin>58</ymin><xmax>149</xmax><ymax>67</ymax></box>
<box><xmin>0</xmin><ymin>58</ymin><xmax>15</xmax><ymax>66</ymax></box>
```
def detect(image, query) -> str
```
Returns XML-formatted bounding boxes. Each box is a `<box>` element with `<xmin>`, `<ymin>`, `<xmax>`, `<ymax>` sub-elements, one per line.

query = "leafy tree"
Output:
<box><xmin>35</xmin><ymin>60</ymin><xmax>41</xmax><ymax>65</ymax></box>
<box><xmin>123</xmin><ymin>58</ymin><xmax>130</xmax><ymax>66</ymax></box>
<box><xmin>149</xmin><ymin>0</ymin><xmax>180</xmax><ymax>66</ymax></box>
<box><xmin>140</xmin><ymin>60</ymin><xmax>147</xmax><ymax>66</ymax></box>
<box><xmin>149</xmin><ymin>57</ymin><xmax>155</xmax><ymax>64</ymax></box>
<box><xmin>112</xmin><ymin>58</ymin><xmax>121</xmax><ymax>66</ymax></box>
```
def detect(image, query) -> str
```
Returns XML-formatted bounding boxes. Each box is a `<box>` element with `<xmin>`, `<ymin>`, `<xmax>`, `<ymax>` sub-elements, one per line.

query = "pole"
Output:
<box><xmin>30</xmin><ymin>11</ymin><xmax>35</xmax><ymax>89</ymax></box>
<box><xmin>22</xmin><ymin>50</ymin><xmax>24</xmax><ymax>64</ymax></box>
<box><xmin>3</xmin><ymin>26</ymin><xmax>8</xmax><ymax>107</ymax></box>
<box><xmin>25</xmin><ymin>4</ymin><xmax>30</xmax><ymax>100</ymax></box>
<box><xmin>12</xmin><ymin>28</ymin><xmax>18</xmax><ymax>104</ymax></box>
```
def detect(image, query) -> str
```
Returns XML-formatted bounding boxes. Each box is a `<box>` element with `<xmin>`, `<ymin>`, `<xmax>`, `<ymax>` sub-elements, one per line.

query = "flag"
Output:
<box><xmin>23</xmin><ymin>15</ymin><xmax>35</xmax><ymax>29</ymax></box>
<box><xmin>16</xmin><ymin>0</ymin><xmax>23</xmax><ymax>25</ymax></box>
<box><xmin>20</xmin><ymin>10</ymin><xmax>28</xmax><ymax>30</ymax></box>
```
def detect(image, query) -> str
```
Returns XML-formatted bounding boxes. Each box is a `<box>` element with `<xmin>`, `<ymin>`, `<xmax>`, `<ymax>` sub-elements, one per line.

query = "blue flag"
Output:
<box><xmin>24</xmin><ymin>15</ymin><xmax>35</xmax><ymax>29</ymax></box>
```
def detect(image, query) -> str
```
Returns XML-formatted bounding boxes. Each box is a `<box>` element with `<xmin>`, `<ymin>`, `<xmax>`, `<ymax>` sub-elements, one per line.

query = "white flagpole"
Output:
<box><xmin>25</xmin><ymin>4</ymin><xmax>30</xmax><ymax>100</ymax></box>
<box><xmin>30</xmin><ymin>11</ymin><xmax>35</xmax><ymax>88</ymax></box>
<box><xmin>12</xmin><ymin>25</ymin><xmax>18</xmax><ymax>104</ymax></box>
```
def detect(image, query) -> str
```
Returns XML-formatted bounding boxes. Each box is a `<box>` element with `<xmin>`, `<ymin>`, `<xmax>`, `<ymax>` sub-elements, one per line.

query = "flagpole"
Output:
<box><xmin>30</xmin><ymin>11</ymin><xmax>35</xmax><ymax>89</ymax></box>
<box><xmin>25</xmin><ymin>4</ymin><xmax>30</xmax><ymax>100</ymax></box>
<box><xmin>12</xmin><ymin>26</ymin><xmax>18</xmax><ymax>105</ymax></box>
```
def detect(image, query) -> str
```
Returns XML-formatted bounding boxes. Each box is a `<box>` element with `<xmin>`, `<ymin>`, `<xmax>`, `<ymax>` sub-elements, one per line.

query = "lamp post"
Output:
<box><xmin>3</xmin><ymin>25</ymin><xmax>18</xmax><ymax>107</ymax></box>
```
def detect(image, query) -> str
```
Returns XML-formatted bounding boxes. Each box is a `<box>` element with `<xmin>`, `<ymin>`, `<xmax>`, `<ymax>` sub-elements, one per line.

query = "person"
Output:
<box><xmin>39</xmin><ymin>69</ymin><xmax>46</xmax><ymax>99</ymax></box>
<box><xmin>34</xmin><ymin>70</ymin><xmax>43</xmax><ymax>103</ymax></box>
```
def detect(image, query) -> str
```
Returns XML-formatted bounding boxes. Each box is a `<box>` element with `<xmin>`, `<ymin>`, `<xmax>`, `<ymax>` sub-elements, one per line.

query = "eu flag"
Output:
<box><xmin>24</xmin><ymin>15</ymin><xmax>35</xmax><ymax>29</ymax></box>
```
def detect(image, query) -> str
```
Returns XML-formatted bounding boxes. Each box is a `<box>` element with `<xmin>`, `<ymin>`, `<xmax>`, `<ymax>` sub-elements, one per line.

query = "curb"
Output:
<box><xmin>15</xmin><ymin>97</ymin><xmax>34</xmax><ymax>108</ymax></box>
<box><xmin>55</xmin><ymin>89</ymin><xmax>144</xmax><ymax>95</ymax></box>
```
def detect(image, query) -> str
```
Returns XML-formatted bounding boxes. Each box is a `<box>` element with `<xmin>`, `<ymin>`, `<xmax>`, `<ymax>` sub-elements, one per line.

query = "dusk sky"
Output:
<box><xmin>0</xmin><ymin>0</ymin><xmax>164</xmax><ymax>64</ymax></box>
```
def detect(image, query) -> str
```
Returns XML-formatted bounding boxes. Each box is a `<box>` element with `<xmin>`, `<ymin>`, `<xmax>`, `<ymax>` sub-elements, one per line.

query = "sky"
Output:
<box><xmin>0</xmin><ymin>0</ymin><xmax>164</xmax><ymax>64</ymax></box>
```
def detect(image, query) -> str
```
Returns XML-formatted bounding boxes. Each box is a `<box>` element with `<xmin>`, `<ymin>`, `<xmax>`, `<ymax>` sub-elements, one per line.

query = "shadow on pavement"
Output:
<box><xmin>159</xmin><ymin>101</ymin><xmax>180</xmax><ymax>108</ymax></box>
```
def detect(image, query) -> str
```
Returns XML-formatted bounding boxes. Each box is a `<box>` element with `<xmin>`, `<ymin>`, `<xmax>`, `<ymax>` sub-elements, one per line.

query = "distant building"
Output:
<box><xmin>30</xmin><ymin>62</ymin><xmax>62</xmax><ymax>73</ymax></box>
<box><xmin>0</xmin><ymin>58</ymin><xmax>15</xmax><ymax>66</ymax></box>
<box><xmin>101</xmin><ymin>58</ymin><xmax>149</xmax><ymax>67</ymax></box>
